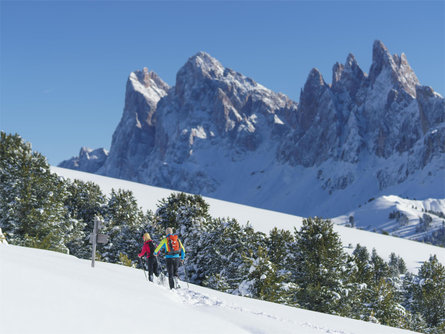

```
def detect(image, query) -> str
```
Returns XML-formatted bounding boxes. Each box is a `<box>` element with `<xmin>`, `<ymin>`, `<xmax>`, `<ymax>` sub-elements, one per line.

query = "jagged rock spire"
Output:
<box><xmin>331</xmin><ymin>53</ymin><xmax>365</xmax><ymax>97</ymax></box>
<box><xmin>369</xmin><ymin>40</ymin><xmax>419</xmax><ymax>97</ymax></box>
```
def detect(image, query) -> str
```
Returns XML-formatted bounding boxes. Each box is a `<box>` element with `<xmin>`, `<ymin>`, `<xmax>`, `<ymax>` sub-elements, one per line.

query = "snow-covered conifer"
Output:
<box><xmin>410</xmin><ymin>255</ymin><xmax>445</xmax><ymax>329</ymax></box>
<box><xmin>102</xmin><ymin>189</ymin><xmax>145</xmax><ymax>263</ymax></box>
<box><xmin>293</xmin><ymin>217</ymin><xmax>347</xmax><ymax>314</ymax></box>
<box><xmin>0</xmin><ymin>132</ymin><xmax>72</xmax><ymax>253</ymax></box>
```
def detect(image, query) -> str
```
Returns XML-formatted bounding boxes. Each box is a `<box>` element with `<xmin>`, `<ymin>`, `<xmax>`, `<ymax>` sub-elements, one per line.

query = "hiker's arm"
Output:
<box><xmin>138</xmin><ymin>243</ymin><xmax>148</xmax><ymax>257</ymax></box>
<box><xmin>179</xmin><ymin>240</ymin><xmax>185</xmax><ymax>260</ymax></box>
<box><xmin>154</xmin><ymin>239</ymin><xmax>166</xmax><ymax>256</ymax></box>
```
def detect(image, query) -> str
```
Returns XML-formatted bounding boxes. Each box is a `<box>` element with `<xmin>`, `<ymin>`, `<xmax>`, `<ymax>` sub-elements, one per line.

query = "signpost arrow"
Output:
<box><xmin>97</xmin><ymin>233</ymin><xmax>108</xmax><ymax>244</ymax></box>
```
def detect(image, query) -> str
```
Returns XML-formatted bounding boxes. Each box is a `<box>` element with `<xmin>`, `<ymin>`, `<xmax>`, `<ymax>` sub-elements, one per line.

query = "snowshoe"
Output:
<box><xmin>174</xmin><ymin>277</ymin><xmax>180</xmax><ymax>289</ymax></box>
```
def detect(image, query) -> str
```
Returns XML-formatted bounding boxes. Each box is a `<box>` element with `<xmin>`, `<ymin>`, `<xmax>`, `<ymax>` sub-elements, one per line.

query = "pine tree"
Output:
<box><xmin>267</xmin><ymin>227</ymin><xmax>296</xmax><ymax>272</ymax></box>
<box><xmin>362</xmin><ymin>278</ymin><xmax>408</xmax><ymax>328</ymax></box>
<box><xmin>370</xmin><ymin>248</ymin><xmax>390</xmax><ymax>284</ymax></box>
<box><xmin>155</xmin><ymin>192</ymin><xmax>211</xmax><ymax>232</ymax></box>
<box><xmin>410</xmin><ymin>255</ymin><xmax>445</xmax><ymax>329</ymax></box>
<box><xmin>194</xmin><ymin>217</ymin><xmax>250</xmax><ymax>289</ymax></box>
<box><xmin>389</xmin><ymin>252</ymin><xmax>407</xmax><ymax>277</ymax></box>
<box><xmin>102</xmin><ymin>189</ymin><xmax>145</xmax><ymax>263</ymax></box>
<box><xmin>64</xmin><ymin>179</ymin><xmax>106</xmax><ymax>258</ymax></box>
<box><xmin>352</xmin><ymin>244</ymin><xmax>373</xmax><ymax>284</ymax></box>
<box><xmin>348</xmin><ymin>245</ymin><xmax>408</xmax><ymax>327</ymax></box>
<box><xmin>239</xmin><ymin>246</ymin><xmax>299</xmax><ymax>305</ymax></box>
<box><xmin>293</xmin><ymin>217</ymin><xmax>348</xmax><ymax>314</ymax></box>
<box><xmin>0</xmin><ymin>132</ymin><xmax>74</xmax><ymax>253</ymax></box>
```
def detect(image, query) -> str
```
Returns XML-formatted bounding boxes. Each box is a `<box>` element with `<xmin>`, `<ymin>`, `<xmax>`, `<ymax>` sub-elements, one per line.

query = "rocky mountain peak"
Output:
<box><xmin>174</xmin><ymin>51</ymin><xmax>225</xmax><ymax>101</ymax></box>
<box><xmin>369</xmin><ymin>40</ymin><xmax>419</xmax><ymax>97</ymax></box>
<box><xmin>372</xmin><ymin>40</ymin><xmax>393</xmax><ymax>66</ymax></box>
<box><xmin>127</xmin><ymin>68</ymin><xmax>170</xmax><ymax>111</ymax></box>
<box><xmin>332</xmin><ymin>53</ymin><xmax>365</xmax><ymax>96</ymax></box>
<box><xmin>59</xmin><ymin>147</ymin><xmax>108</xmax><ymax>173</ymax></box>
<box><xmin>345</xmin><ymin>53</ymin><xmax>358</xmax><ymax>68</ymax></box>
<box><xmin>306</xmin><ymin>68</ymin><xmax>326</xmax><ymax>88</ymax></box>
<box><xmin>129</xmin><ymin>68</ymin><xmax>169</xmax><ymax>91</ymax></box>
<box><xmin>332</xmin><ymin>62</ymin><xmax>344</xmax><ymax>85</ymax></box>
<box><xmin>177</xmin><ymin>51</ymin><xmax>224</xmax><ymax>79</ymax></box>
<box><xmin>298</xmin><ymin>68</ymin><xmax>329</xmax><ymax>131</ymax></box>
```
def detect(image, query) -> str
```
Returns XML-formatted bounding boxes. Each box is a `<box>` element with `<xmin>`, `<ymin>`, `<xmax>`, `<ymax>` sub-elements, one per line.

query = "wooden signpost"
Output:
<box><xmin>90</xmin><ymin>216</ymin><xmax>108</xmax><ymax>268</ymax></box>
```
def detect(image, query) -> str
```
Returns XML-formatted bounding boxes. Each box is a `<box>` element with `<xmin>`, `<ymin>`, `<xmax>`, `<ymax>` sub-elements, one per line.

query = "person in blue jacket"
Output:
<box><xmin>154</xmin><ymin>227</ymin><xmax>185</xmax><ymax>289</ymax></box>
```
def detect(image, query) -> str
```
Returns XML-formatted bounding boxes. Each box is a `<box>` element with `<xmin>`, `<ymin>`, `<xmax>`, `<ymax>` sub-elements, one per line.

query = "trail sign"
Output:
<box><xmin>89</xmin><ymin>233</ymin><xmax>108</xmax><ymax>244</ymax></box>
<box><xmin>97</xmin><ymin>233</ymin><xmax>108</xmax><ymax>244</ymax></box>
<box><xmin>91</xmin><ymin>216</ymin><xmax>107</xmax><ymax>268</ymax></box>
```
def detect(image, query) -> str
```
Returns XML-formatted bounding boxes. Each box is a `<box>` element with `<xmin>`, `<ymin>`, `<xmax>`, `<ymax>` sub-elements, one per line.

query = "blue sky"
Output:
<box><xmin>1</xmin><ymin>1</ymin><xmax>444</xmax><ymax>165</ymax></box>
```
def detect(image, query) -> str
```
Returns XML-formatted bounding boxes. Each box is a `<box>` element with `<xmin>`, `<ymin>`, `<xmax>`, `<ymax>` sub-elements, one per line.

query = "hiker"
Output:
<box><xmin>138</xmin><ymin>233</ymin><xmax>159</xmax><ymax>282</ymax></box>
<box><xmin>154</xmin><ymin>227</ymin><xmax>185</xmax><ymax>289</ymax></box>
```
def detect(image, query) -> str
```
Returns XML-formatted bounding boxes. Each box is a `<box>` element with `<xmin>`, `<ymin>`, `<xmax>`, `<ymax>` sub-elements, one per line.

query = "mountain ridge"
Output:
<box><xmin>59</xmin><ymin>40</ymin><xmax>444</xmax><ymax>222</ymax></box>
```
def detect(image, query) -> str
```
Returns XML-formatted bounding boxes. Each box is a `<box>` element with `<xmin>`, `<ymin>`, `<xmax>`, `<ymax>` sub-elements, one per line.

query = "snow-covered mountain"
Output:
<box><xmin>59</xmin><ymin>147</ymin><xmax>108</xmax><ymax>173</ymax></box>
<box><xmin>1</xmin><ymin>243</ymin><xmax>420</xmax><ymax>334</ymax></box>
<box><xmin>60</xmin><ymin>41</ymin><xmax>444</xmax><ymax>223</ymax></box>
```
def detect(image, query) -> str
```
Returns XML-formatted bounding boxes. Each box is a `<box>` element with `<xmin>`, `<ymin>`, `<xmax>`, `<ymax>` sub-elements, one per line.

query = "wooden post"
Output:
<box><xmin>91</xmin><ymin>217</ymin><xmax>98</xmax><ymax>268</ymax></box>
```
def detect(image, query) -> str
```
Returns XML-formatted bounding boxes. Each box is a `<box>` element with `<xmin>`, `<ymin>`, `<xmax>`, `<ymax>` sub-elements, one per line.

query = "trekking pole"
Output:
<box><xmin>139</xmin><ymin>257</ymin><xmax>148</xmax><ymax>281</ymax></box>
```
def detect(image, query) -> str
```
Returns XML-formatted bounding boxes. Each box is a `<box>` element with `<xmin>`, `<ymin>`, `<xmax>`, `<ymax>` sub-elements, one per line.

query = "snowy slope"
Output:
<box><xmin>332</xmin><ymin>195</ymin><xmax>445</xmax><ymax>240</ymax></box>
<box><xmin>0</xmin><ymin>243</ymin><xmax>419</xmax><ymax>334</ymax></box>
<box><xmin>52</xmin><ymin>167</ymin><xmax>445</xmax><ymax>273</ymax></box>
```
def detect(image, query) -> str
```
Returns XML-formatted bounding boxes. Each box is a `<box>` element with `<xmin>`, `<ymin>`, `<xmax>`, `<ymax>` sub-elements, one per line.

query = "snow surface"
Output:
<box><xmin>332</xmin><ymin>195</ymin><xmax>445</xmax><ymax>240</ymax></box>
<box><xmin>0</xmin><ymin>243</ymin><xmax>419</xmax><ymax>334</ymax></box>
<box><xmin>52</xmin><ymin>167</ymin><xmax>445</xmax><ymax>273</ymax></box>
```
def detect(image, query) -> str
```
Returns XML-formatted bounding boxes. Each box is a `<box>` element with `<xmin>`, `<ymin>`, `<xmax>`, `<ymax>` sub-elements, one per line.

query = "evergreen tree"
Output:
<box><xmin>349</xmin><ymin>245</ymin><xmax>408</xmax><ymax>327</ymax></box>
<box><xmin>351</xmin><ymin>244</ymin><xmax>373</xmax><ymax>284</ymax></box>
<box><xmin>267</xmin><ymin>227</ymin><xmax>296</xmax><ymax>272</ymax></box>
<box><xmin>239</xmin><ymin>246</ymin><xmax>299</xmax><ymax>305</ymax></box>
<box><xmin>102</xmin><ymin>189</ymin><xmax>145</xmax><ymax>263</ymax></box>
<box><xmin>196</xmin><ymin>217</ymin><xmax>254</xmax><ymax>289</ymax></box>
<box><xmin>389</xmin><ymin>252</ymin><xmax>407</xmax><ymax>277</ymax></box>
<box><xmin>370</xmin><ymin>248</ymin><xmax>390</xmax><ymax>284</ymax></box>
<box><xmin>64</xmin><ymin>179</ymin><xmax>106</xmax><ymax>258</ymax></box>
<box><xmin>362</xmin><ymin>278</ymin><xmax>408</xmax><ymax>328</ymax></box>
<box><xmin>293</xmin><ymin>217</ymin><xmax>348</xmax><ymax>314</ymax></box>
<box><xmin>202</xmin><ymin>273</ymin><xmax>231</xmax><ymax>292</ymax></box>
<box><xmin>155</xmin><ymin>192</ymin><xmax>211</xmax><ymax>232</ymax></box>
<box><xmin>410</xmin><ymin>255</ymin><xmax>445</xmax><ymax>329</ymax></box>
<box><xmin>0</xmin><ymin>132</ymin><xmax>75</xmax><ymax>253</ymax></box>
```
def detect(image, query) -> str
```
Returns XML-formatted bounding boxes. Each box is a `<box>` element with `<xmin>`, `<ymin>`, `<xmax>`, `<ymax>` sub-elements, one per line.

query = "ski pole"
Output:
<box><xmin>139</xmin><ymin>257</ymin><xmax>148</xmax><ymax>281</ymax></box>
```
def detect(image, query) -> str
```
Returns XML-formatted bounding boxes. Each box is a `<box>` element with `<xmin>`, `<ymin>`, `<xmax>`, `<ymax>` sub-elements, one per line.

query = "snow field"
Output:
<box><xmin>0</xmin><ymin>244</ymin><xmax>419</xmax><ymax>334</ymax></box>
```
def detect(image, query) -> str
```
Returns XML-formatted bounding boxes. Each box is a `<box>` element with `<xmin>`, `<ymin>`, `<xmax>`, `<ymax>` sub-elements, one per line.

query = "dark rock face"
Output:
<box><xmin>60</xmin><ymin>41</ymin><xmax>444</xmax><ymax>216</ymax></box>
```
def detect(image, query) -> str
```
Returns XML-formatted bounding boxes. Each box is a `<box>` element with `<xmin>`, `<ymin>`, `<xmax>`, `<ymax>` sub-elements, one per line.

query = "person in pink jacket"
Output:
<box><xmin>138</xmin><ymin>233</ymin><xmax>159</xmax><ymax>282</ymax></box>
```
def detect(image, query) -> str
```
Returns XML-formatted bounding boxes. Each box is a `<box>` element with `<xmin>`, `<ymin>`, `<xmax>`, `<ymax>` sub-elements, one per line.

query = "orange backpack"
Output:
<box><xmin>167</xmin><ymin>235</ymin><xmax>181</xmax><ymax>255</ymax></box>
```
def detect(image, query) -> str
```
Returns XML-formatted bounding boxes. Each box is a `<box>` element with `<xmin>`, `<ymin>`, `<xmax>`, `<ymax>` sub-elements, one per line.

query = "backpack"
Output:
<box><xmin>167</xmin><ymin>235</ymin><xmax>181</xmax><ymax>255</ymax></box>
<box><xmin>148</xmin><ymin>240</ymin><xmax>156</xmax><ymax>257</ymax></box>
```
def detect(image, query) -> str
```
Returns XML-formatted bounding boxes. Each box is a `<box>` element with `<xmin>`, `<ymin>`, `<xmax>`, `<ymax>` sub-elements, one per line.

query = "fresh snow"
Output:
<box><xmin>0</xmin><ymin>243</ymin><xmax>419</xmax><ymax>334</ymax></box>
<box><xmin>51</xmin><ymin>167</ymin><xmax>445</xmax><ymax>273</ymax></box>
<box><xmin>332</xmin><ymin>195</ymin><xmax>445</xmax><ymax>240</ymax></box>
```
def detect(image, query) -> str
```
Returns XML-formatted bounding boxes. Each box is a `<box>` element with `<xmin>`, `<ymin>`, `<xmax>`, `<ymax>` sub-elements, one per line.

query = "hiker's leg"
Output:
<box><xmin>148</xmin><ymin>257</ymin><xmax>155</xmax><ymax>278</ymax></box>
<box><xmin>173</xmin><ymin>258</ymin><xmax>179</xmax><ymax>278</ymax></box>
<box><xmin>166</xmin><ymin>258</ymin><xmax>175</xmax><ymax>289</ymax></box>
